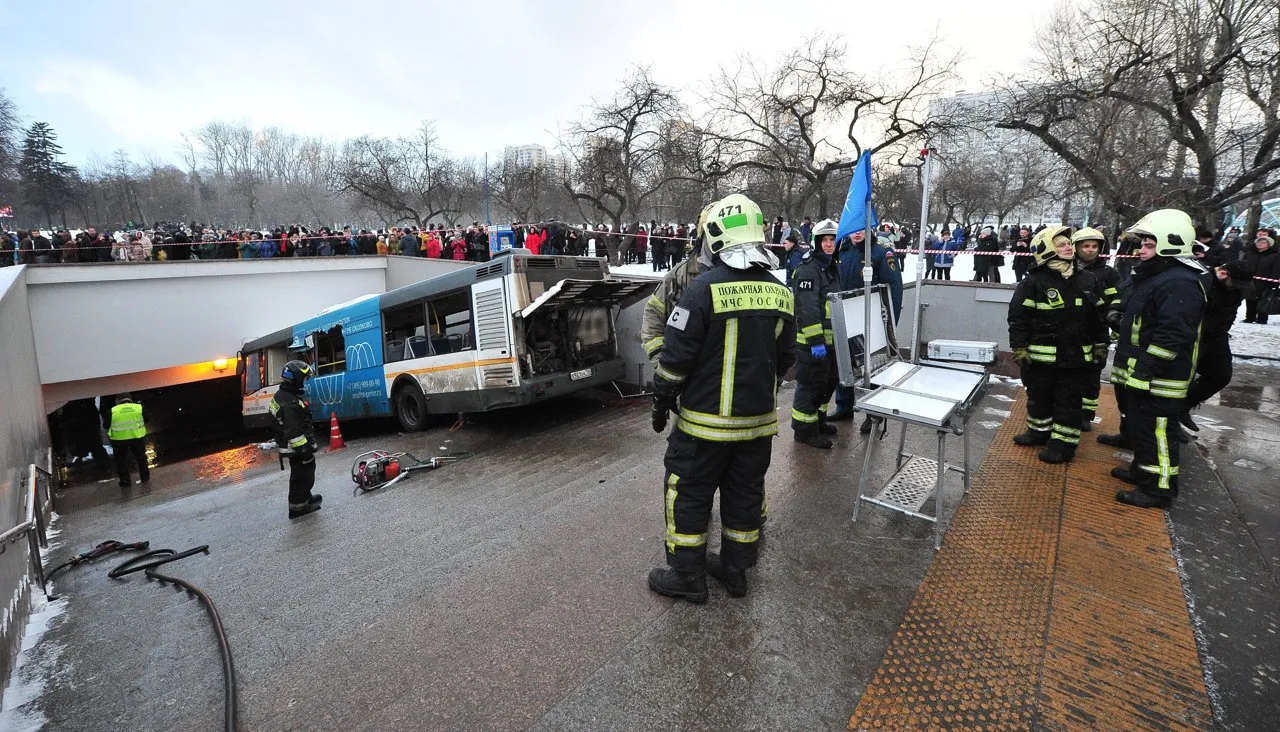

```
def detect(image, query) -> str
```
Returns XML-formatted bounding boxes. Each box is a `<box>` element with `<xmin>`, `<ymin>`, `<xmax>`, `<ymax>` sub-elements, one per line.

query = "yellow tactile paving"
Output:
<box><xmin>848</xmin><ymin>386</ymin><xmax>1212</xmax><ymax>731</ymax></box>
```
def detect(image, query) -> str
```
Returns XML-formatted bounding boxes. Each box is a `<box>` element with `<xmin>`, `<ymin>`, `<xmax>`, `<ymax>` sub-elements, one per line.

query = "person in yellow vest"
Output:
<box><xmin>107</xmin><ymin>394</ymin><xmax>150</xmax><ymax>487</ymax></box>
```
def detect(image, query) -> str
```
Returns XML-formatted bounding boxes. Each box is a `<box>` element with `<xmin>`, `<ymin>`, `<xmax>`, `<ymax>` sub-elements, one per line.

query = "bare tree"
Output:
<box><xmin>562</xmin><ymin>66</ymin><xmax>692</xmax><ymax>228</ymax></box>
<box><xmin>336</xmin><ymin>122</ymin><xmax>465</xmax><ymax>226</ymax></box>
<box><xmin>702</xmin><ymin>35</ymin><xmax>959</xmax><ymax>218</ymax></box>
<box><xmin>996</xmin><ymin>0</ymin><xmax>1280</xmax><ymax>226</ymax></box>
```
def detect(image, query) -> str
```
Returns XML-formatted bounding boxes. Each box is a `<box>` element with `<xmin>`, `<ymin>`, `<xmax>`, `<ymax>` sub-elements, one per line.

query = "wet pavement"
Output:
<box><xmin>4</xmin><ymin>366</ymin><xmax>1279</xmax><ymax>731</ymax></box>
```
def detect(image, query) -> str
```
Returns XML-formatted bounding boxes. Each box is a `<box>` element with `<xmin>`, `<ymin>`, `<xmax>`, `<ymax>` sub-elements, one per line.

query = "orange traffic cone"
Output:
<box><xmin>328</xmin><ymin>412</ymin><xmax>346</xmax><ymax>451</ymax></box>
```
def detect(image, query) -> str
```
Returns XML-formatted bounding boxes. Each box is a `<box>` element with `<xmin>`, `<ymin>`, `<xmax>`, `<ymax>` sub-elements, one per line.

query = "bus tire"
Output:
<box><xmin>394</xmin><ymin>385</ymin><xmax>429</xmax><ymax>432</ymax></box>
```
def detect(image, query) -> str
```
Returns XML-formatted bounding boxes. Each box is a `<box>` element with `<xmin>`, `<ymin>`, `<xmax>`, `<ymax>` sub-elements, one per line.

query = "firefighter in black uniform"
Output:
<box><xmin>1008</xmin><ymin>226</ymin><xmax>1110</xmax><ymax>464</ymax></box>
<box><xmin>649</xmin><ymin>193</ymin><xmax>796</xmax><ymax>602</ymax></box>
<box><xmin>1109</xmin><ymin>209</ymin><xmax>1208</xmax><ymax>508</ymax></box>
<box><xmin>271</xmin><ymin>360</ymin><xmax>324</xmax><ymax>519</ymax></box>
<box><xmin>1072</xmin><ymin>227</ymin><xmax>1125</xmax><ymax>429</ymax></box>
<box><xmin>790</xmin><ymin>218</ymin><xmax>842</xmax><ymax>449</ymax></box>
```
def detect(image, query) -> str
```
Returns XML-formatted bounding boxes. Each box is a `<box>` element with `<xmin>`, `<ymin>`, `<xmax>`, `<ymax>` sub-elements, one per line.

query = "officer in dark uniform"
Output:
<box><xmin>790</xmin><ymin>218</ymin><xmax>841</xmax><ymax>449</ymax></box>
<box><xmin>270</xmin><ymin>360</ymin><xmax>323</xmax><ymax>519</ymax></box>
<box><xmin>649</xmin><ymin>193</ymin><xmax>796</xmax><ymax>602</ymax></box>
<box><xmin>1071</xmin><ymin>227</ymin><xmax>1125</xmax><ymax>429</ymax></box>
<box><xmin>829</xmin><ymin>229</ymin><xmax>904</xmax><ymax>429</ymax></box>
<box><xmin>1109</xmin><ymin>209</ymin><xmax>1208</xmax><ymax>509</ymax></box>
<box><xmin>1008</xmin><ymin>226</ymin><xmax>1109</xmax><ymax>463</ymax></box>
<box><xmin>1182</xmin><ymin>260</ymin><xmax>1254</xmax><ymax>430</ymax></box>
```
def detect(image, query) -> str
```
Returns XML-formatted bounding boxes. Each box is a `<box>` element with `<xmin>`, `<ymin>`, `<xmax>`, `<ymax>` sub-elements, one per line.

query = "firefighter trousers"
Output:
<box><xmin>1082</xmin><ymin>364</ymin><xmax>1105</xmax><ymax>424</ymax></box>
<box><xmin>662</xmin><ymin>431</ymin><xmax>770</xmax><ymax>573</ymax></box>
<box><xmin>111</xmin><ymin>438</ymin><xmax>149</xmax><ymax>487</ymax></box>
<box><xmin>1127</xmin><ymin>391</ymin><xmax>1181</xmax><ymax>497</ymax></box>
<box><xmin>791</xmin><ymin>354</ymin><xmax>839</xmax><ymax>436</ymax></box>
<box><xmin>1022</xmin><ymin>364</ymin><xmax>1087</xmax><ymax>450</ymax></box>
<box><xmin>288</xmin><ymin>453</ymin><xmax>317</xmax><ymax>504</ymax></box>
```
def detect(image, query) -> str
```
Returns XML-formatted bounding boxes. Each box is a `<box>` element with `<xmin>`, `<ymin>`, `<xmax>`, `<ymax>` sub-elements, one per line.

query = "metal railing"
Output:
<box><xmin>0</xmin><ymin>455</ymin><xmax>57</xmax><ymax>589</ymax></box>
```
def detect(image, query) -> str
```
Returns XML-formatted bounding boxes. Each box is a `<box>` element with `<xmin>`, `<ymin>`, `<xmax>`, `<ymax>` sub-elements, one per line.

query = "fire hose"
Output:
<box><xmin>44</xmin><ymin>540</ymin><xmax>238</xmax><ymax>732</ymax></box>
<box><xmin>351</xmin><ymin>450</ymin><xmax>473</xmax><ymax>494</ymax></box>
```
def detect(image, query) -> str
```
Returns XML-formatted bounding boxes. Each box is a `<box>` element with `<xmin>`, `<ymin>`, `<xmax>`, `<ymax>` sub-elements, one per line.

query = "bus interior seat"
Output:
<box><xmin>431</xmin><ymin>336</ymin><xmax>452</xmax><ymax>355</ymax></box>
<box><xmin>406</xmin><ymin>336</ymin><xmax>429</xmax><ymax>358</ymax></box>
<box><xmin>386</xmin><ymin>339</ymin><xmax>405</xmax><ymax>361</ymax></box>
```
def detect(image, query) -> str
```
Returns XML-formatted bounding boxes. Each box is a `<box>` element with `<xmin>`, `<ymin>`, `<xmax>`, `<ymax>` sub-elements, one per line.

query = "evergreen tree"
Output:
<box><xmin>19</xmin><ymin>122</ymin><xmax>76</xmax><ymax>227</ymax></box>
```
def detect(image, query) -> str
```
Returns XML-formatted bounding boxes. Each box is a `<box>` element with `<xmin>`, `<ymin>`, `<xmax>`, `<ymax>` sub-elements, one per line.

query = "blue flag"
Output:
<box><xmin>835</xmin><ymin>150</ymin><xmax>878</xmax><ymax>243</ymax></box>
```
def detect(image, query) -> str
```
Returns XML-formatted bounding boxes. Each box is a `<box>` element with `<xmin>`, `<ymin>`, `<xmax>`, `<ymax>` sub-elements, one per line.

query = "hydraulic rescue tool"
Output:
<box><xmin>351</xmin><ymin>450</ymin><xmax>472</xmax><ymax>493</ymax></box>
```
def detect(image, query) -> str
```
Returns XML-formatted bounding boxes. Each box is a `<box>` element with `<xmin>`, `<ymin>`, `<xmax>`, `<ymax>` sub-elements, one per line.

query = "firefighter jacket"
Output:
<box><xmin>270</xmin><ymin>386</ymin><xmax>318</xmax><ymax>454</ymax></box>
<box><xmin>654</xmin><ymin>264</ymin><xmax>797</xmax><ymax>442</ymax></box>
<box><xmin>1008</xmin><ymin>265</ymin><xmax>1109</xmax><ymax>368</ymax></box>
<box><xmin>1079</xmin><ymin>257</ymin><xmax>1125</xmax><ymax>314</ymax></box>
<box><xmin>837</xmin><ymin>240</ymin><xmax>903</xmax><ymax>321</ymax></box>
<box><xmin>790</xmin><ymin>250</ymin><xmax>838</xmax><ymax>353</ymax></box>
<box><xmin>107</xmin><ymin>402</ymin><xmax>146</xmax><ymax>441</ymax></box>
<box><xmin>1111</xmin><ymin>257</ymin><xmax>1207</xmax><ymax>400</ymax></box>
<box><xmin>641</xmin><ymin>255</ymin><xmax>702</xmax><ymax>363</ymax></box>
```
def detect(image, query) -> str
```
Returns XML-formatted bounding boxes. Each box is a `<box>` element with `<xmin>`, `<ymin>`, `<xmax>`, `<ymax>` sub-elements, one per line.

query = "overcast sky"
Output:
<box><xmin>6</xmin><ymin>0</ymin><xmax>1050</xmax><ymax>166</ymax></box>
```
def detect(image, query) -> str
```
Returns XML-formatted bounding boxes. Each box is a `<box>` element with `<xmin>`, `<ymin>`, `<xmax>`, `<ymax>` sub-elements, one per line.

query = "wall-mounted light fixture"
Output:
<box><xmin>213</xmin><ymin>358</ymin><xmax>229</xmax><ymax>372</ymax></box>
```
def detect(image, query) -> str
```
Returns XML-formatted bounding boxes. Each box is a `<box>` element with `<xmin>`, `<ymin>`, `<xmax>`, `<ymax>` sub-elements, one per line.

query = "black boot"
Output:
<box><xmin>794</xmin><ymin>431</ymin><xmax>833</xmax><ymax>449</ymax></box>
<box><xmin>1115</xmin><ymin>488</ymin><xmax>1172</xmax><ymax>509</ymax></box>
<box><xmin>647</xmin><ymin>567</ymin><xmax>708</xmax><ymax>603</ymax></box>
<box><xmin>826</xmin><ymin>410</ymin><xmax>854</xmax><ymax>422</ymax></box>
<box><xmin>1012</xmin><ymin>430</ymin><xmax>1050</xmax><ymax>446</ymax></box>
<box><xmin>706</xmin><ymin>553</ymin><xmax>747</xmax><ymax>598</ymax></box>
<box><xmin>818</xmin><ymin>419</ymin><xmax>838</xmax><ymax>436</ymax></box>
<box><xmin>288</xmin><ymin>501</ymin><xmax>321</xmax><ymax>519</ymax></box>
<box><xmin>1080</xmin><ymin>419</ymin><xmax>1093</xmax><ymax>432</ymax></box>
<box><xmin>1096</xmin><ymin>432</ymin><xmax>1131</xmax><ymax>448</ymax></box>
<box><xmin>1110</xmin><ymin>466</ymin><xmax>1138</xmax><ymax>484</ymax></box>
<box><xmin>307</xmin><ymin>493</ymin><xmax>323</xmax><ymax>505</ymax></box>
<box><xmin>1037</xmin><ymin>442</ymin><xmax>1076</xmax><ymax>464</ymax></box>
<box><xmin>1178</xmin><ymin>411</ymin><xmax>1199</xmax><ymax>432</ymax></box>
<box><xmin>859</xmin><ymin>416</ymin><xmax>874</xmax><ymax>434</ymax></box>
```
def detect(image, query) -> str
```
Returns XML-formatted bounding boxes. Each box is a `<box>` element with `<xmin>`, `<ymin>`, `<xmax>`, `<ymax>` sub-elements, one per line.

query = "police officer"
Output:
<box><xmin>829</xmin><ymin>228</ymin><xmax>904</xmax><ymax>429</ymax></box>
<box><xmin>1008</xmin><ymin>226</ymin><xmax>1109</xmax><ymax>464</ymax></box>
<box><xmin>649</xmin><ymin>193</ymin><xmax>796</xmax><ymax>602</ymax></box>
<box><xmin>640</xmin><ymin>204</ymin><xmax>715</xmax><ymax>366</ymax></box>
<box><xmin>1110</xmin><ymin>210</ymin><xmax>1208</xmax><ymax>509</ymax></box>
<box><xmin>271</xmin><ymin>360</ymin><xmax>324</xmax><ymax>519</ymax></box>
<box><xmin>1072</xmin><ymin>227</ymin><xmax>1125</xmax><ymax>429</ymax></box>
<box><xmin>790</xmin><ymin>218</ymin><xmax>841</xmax><ymax>449</ymax></box>
<box><xmin>106</xmin><ymin>394</ymin><xmax>149</xmax><ymax>488</ymax></box>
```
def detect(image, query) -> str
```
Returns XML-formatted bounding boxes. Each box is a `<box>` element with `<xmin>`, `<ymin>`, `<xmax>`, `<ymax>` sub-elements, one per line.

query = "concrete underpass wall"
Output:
<box><xmin>383</xmin><ymin>256</ymin><xmax>473</xmax><ymax>291</ymax></box>
<box><xmin>0</xmin><ymin>266</ymin><xmax>51</xmax><ymax>691</ymax></box>
<box><xmin>26</xmin><ymin>258</ymin><xmax>389</xmax><ymax>399</ymax></box>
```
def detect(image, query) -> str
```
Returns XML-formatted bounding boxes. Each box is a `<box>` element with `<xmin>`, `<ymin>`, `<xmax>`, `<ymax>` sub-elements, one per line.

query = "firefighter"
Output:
<box><xmin>649</xmin><ymin>193</ymin><xmax>796</xmax><ymax>602</ymax></box>
<box><xmin>829</xmin><ymin>228</ymin><xmax>904</xmax><ymax>431</ymax></box>
<box><xmin>1072</xmin><ymin>227</ymin><xmax>1125</xmax><ymax>429</ymax></box>
<box><xmin>106</xmin><ymin>394</ymin><xmax>149</xmax><ymax>488</ymax></box>
<box><xmin>271</xmin><ymin>360</ymin><xmax>324</xmax><ymax>519</ymax></box>
<box><xmin>790</xmin><ymin>218</ymin><xmax>841</xmax><ymax>449</ymax></box>
<box><xmin>640</xmin><ymin>203</ymin><xmax>715</xmax><ymax>366</ymax></box>
<box><xmin>1110</xmin><ymin>209</ymin><xmax>1208</xmax><ymax>508</ymax></box>
<box><xmin>1007</xmin><ymin>226</ymin><xmax>1109</xmax><ymax>464</ymax></box>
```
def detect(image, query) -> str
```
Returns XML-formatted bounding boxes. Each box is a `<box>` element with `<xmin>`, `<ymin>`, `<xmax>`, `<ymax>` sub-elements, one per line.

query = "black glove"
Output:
<box><xmin>652</xmin><ymin>394</ymin><xmax>676</xmax><ymax>433</ymax></box>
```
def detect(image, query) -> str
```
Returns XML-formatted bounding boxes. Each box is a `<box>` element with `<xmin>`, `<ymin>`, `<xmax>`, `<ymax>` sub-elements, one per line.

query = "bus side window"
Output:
<box><xmin>244</xmin><ymin>352</ymin><xmax>261</xmax><ymax>394</ymax></box>
<box><xmin>315</xmin><ymin>325</ymin><xmax>346</xmax><ymax>375</ymax></box>
<box><xmin>383</xmin><ymin>303</ymin><xmax>428</xmax><ymax>363</ymax></box>
<box><xmin>431</xmin><ymin>290</ymin><xmax>474</xmax><ymax>352</ymax></box>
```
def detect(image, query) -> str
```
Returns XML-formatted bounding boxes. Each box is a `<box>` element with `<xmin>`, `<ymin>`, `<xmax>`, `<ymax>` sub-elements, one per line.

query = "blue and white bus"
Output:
<box><xmin>239</xmin><ymin>253</ymin><xmax>655</xmax><ymax>431</ymax></box>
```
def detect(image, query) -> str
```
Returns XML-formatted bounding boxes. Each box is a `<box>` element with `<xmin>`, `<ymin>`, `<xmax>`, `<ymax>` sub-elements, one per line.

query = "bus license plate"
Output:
<box><xmin>570</xmin><ymin>368</ymin><xmax>593</xmax><ymax>381</ymax></box>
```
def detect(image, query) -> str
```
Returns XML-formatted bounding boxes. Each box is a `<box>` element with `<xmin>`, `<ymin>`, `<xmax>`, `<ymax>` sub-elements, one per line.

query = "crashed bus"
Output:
<box><xmin>238</xmin><ymin>252</ymin><xmax>654</xmax><ymax>431</ymax></box>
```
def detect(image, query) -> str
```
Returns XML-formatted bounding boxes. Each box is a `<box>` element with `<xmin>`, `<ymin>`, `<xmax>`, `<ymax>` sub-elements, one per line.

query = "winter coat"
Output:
<box><xmin>1242</xmin><ymin>247</ymin><xmax>1279</xmax><ymax>299</ymax></box>
<box><xmin>1008</xmin><ymin>265</ymin><xmax>1109</xmax><ymax>369</ymax></box>
<box><xmin>400</xmin><ymin>233</ymin><xmax>420</xmax><ymax>257</ymax></box>
<box><xmin>935</xmin><ymin>239</ymin><xmax>963</xmax><ymax>268</ymax></box>
<box><xmin>424</xmin><ymin>234</ymin><xmax>443</xmax><ymax>259</ymax></box>
<box><xmin>449</xmin><ymin>238</ymin><xmax>468</xmax><ymax>260</ymax></box>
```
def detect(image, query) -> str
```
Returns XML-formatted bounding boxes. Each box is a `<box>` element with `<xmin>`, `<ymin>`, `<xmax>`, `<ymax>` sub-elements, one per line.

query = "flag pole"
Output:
<box><xmin>863</xmin><ymin>201</ymin><xmax>874</xmax><ymax>388</ymax></box>
<box><xmin>911</xmin><ymin>148</ymin><xmax>935</xmax><ymax>364</ymax></box>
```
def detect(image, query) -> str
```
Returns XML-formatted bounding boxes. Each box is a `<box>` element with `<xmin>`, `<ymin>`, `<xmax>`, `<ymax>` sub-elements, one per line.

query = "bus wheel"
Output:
<box><xmin>395</xmin><ymin>386</ymin><xmax>428</xmax><ymax>432</ymax></box>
